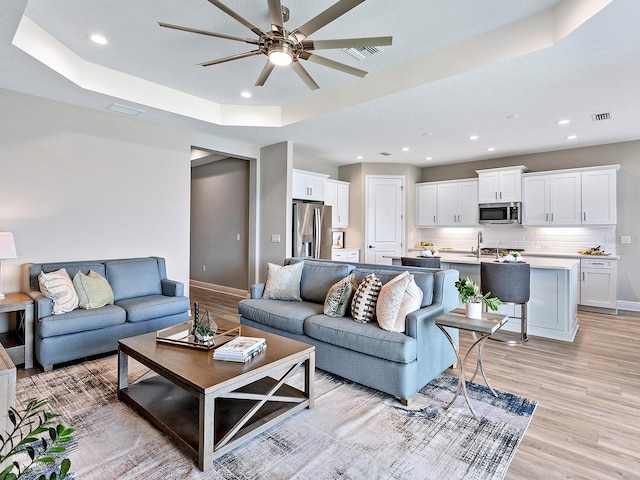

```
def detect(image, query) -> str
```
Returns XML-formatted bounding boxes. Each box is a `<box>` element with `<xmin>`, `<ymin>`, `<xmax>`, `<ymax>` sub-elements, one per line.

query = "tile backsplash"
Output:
<box><xmin>418</xmin><ymin>226</ymin><xmax>617</xmax><ymax>254</ymax></box>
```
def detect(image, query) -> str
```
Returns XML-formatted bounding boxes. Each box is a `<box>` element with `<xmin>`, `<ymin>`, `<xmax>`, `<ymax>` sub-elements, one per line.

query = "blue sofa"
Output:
<box><xmin>239</xmin><ymin>258</ymin><xmax>459</xmax><ymax>405</ymax></box>
<box><xmin>22</xmin><ymin>257</ymin><xmax>189</xmax><ymax>370</ymax></box>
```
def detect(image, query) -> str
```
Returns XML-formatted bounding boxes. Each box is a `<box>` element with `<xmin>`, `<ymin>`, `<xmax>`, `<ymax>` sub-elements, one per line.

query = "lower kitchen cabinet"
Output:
<box><xmin>580</xmin><ymin>257</ymin><xmax>618</xmax><ymax>312</ymax></box>
<box><xmin>331</xmin><ymin>249</ymin><xmax>360</xmax><ymax>262</ymax></box>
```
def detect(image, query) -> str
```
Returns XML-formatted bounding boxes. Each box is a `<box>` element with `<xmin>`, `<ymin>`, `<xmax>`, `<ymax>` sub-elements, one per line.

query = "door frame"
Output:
<box><xmin>364</xmin><ymin>175</ymin><xmax>406</xmax><ymax>264</ymax></box>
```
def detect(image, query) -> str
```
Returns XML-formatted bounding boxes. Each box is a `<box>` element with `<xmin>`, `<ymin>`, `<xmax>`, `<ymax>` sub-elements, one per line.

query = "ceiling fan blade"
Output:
<box><xmin>255</xmin><ymin>61</ymin><xmax>275</xmax><ymax>86</ymax></box>
<box><xmin>300</xmin><ymin>52</ymin><xmax>368</xmax><ymax>78</ymax></box>
<box><xmin>302</xmin><ymin>36</ymin><xmax>392</xmax><ymax>51</ymax></box>
<box><xmin>199</xmin><ymin>49</ymin><xmax>263</xmax><ymax>67</ymax></box>
<box><xmin>292</xmin><ymin>0</ymin><xmax>366</xmax><ymax>41</ymax></box>
<box><xmin>158</xmin><ymin>22</ymin><xmax>259</xmax><ymax>45</ymax></box>
<box><xmin>267</xmin><ymin>0</ymin><xmax>285</xmax><ymax>34</ymax></box>
<box><xmin>291</xmin><ymin>61</ymin><xmax>320</xmax><ymax>91</ymax></box>
<box><xmin>207</xmin><ymin>0</ymin><xmax>268</xmax><ymax>37</ymax></box>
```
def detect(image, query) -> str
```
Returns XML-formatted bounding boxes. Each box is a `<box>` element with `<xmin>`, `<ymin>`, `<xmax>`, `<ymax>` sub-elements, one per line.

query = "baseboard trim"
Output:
<box><xmin>189</xmin><ymin>280</ymin><xmax>249</xmax><ymax>299</ymax></box>
<box><xmin>616</xmin><ymin>300</ymin><xmax>640</xmax><ymax>312</ymax></box>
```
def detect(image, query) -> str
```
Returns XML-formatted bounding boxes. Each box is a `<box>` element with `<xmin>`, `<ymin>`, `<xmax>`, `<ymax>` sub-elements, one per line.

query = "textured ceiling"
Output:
<box><xmin>2</xmin><ymin>0</ymin><xmax>639</xmax><ymax>167</ymax></box>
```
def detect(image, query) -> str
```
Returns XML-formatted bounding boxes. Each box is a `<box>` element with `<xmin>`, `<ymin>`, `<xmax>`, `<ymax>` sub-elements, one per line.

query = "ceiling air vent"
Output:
<box><xmin>342</xmin><ymin>46</ymin><xmax>383</xmax><ymax>61</ymax></box>
<box><xmin>379</xmin><ymin>151</ymin><xmax>392</xmax><ymax>157</ymax></box>
<box><xmin>106</xmin><ymin>103</ymin><xmax>144</xmax><ymax>116</ymax></box>
<box><xmin>591</xmin><ymin>112</ymin><xmax>612</xmax><ymax>122</ymax></box>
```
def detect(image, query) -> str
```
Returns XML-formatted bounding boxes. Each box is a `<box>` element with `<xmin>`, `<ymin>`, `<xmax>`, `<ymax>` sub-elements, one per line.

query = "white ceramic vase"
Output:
<box><xmin>466</xmin><ymin>302</ymin><xmax>482</xmax><ymax>319</ymax></box>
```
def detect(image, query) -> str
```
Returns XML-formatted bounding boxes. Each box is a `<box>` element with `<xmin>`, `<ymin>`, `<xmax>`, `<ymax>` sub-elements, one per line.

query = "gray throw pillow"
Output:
<box><xmin>323</xmin><ymin>273</ymin><xmax>357</xmax><ymax>317</ymax></box>
<box><xmin>262</xmin><ymin>262</ymin><xmax>304</xmax><ymax>301</ymax></box>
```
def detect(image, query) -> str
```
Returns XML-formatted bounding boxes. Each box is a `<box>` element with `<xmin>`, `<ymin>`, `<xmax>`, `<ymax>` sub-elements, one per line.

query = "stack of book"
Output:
<box><xmin>213</xmin><ymin>336</ymin><xmax>266</xmax><ymax>362</ymax></box>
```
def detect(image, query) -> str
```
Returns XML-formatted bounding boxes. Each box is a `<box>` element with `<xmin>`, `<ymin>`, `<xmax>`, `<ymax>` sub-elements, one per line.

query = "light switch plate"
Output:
<box><xmin>620</xmin><ymin>235</ymin><xmax>631</xmax><ymax>244</ymax></box>
<box><xmin>271</xmin><ymin>234</ymin><xmax>281</xmax><ymax>243</ymax></box>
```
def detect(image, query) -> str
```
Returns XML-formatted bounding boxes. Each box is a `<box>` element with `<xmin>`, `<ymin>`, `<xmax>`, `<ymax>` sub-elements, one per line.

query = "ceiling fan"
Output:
<box><xmin>159</xmin><ymin>0</ymin><xmax>392</xmax><ymax>91</ymax></box>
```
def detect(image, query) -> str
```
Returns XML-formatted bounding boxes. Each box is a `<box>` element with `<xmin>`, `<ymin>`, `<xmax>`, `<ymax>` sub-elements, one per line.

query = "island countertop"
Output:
<box><xmin>391</xmin><ymin>253</ymin><xmax>579</xmax><ymax>269</ymax></box>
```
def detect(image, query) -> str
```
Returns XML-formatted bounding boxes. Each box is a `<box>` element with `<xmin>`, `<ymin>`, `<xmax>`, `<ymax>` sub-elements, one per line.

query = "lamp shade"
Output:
<box><xmin>0</xmin><ymin>232</ymin><xmax>17</xmax><ymax>259</ymax></box>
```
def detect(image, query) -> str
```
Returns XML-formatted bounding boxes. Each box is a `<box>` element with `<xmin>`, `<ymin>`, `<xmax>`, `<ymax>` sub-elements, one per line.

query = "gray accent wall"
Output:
<box><xmin>190</xmin><ymin>157</ymin><xmax>249</xmax><ymax>289</ymax></box>
<box><xmin>421</xmin><ymin>141</ymin><xmax>640</xmax><ymax>305</ymax></box>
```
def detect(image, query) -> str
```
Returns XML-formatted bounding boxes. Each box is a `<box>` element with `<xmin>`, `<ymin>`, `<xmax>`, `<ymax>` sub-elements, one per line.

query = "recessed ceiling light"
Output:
<box><xmin>566</xmin><ymin>135</ymin><xmax>578</xmax><ymax>140</ymax></box>
<box><xmin>425</xmin><ymin>156</ymin><xmax>433</xmax><ymax>161</ymax></box>
<box><xmin>421</xmin><ymin>132</ymin><xmax>433</xmax><ymax>137</ymax></box>
<box><xmin>240</xmin><ymin>91</ymin><xmax>252</xmax><ymax>98</ymax></box>
<box><xmin>556</xmin><ymin>119</ymin><xmax>570</xmax><ymax>125</ymax></box>
<box><xmin>486</xmin><ymin>147</ymin><xmax>496</xmax><ymax>152</ymax></box>
<box><xmin>87</xmin><ymin>33</ymin><xmax>108</xmax><ymax>45</ymax></box>
<box><xmin>506</xmin><ymin>114</ymin><xmax>520</xmax><ymax>120</ymax></box>
<box><xmin>468</xmin><ymin>135</ymin><xmax>479</xmax><ymax>141</ymax></box>
<box><xmin>355</xmin><ymin>155</ymin><xmax>363</xmax><ymax>160</ymax></box>
<box><xmin>401</xmin><ymin>147</ymin><xmax>410</xmax><ymax>152</ymax></box>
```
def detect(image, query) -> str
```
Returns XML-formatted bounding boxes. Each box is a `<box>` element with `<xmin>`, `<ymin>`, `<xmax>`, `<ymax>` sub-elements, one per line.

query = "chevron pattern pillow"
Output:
<box><xmin>351</xmin><ymin>273</ymin><xmax>382</xmax><ymax>323</ymax></box>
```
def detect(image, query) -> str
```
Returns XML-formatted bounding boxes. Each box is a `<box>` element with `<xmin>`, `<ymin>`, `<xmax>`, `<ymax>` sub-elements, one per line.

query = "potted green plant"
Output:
<box><xmin>1</xmin><ymin>399</ymin><xmax>74</xmax><ymax>480</ymax></box>
<box><xmin>454</xmin><ymin>277</ymin><xmax>502</xmax><ymax>319</ymax></box>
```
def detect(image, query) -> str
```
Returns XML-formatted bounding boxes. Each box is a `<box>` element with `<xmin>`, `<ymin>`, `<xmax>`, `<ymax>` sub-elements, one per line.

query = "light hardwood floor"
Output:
<box><xmin>190</xmin><ymin>285</ymin><xmax>640</xmax><ymax>479</ymax></box>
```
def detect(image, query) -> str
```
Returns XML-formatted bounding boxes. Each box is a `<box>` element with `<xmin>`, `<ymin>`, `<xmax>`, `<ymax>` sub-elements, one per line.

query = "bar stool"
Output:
<box><xmin>480</xmin><ymin>262</ymin><xmax>530</xmax><ymax>345</ymax></box>
<box><xmin>400</xmin><ymin>257</ymin><xmax>441</xmax><ymax>268</ymax></box>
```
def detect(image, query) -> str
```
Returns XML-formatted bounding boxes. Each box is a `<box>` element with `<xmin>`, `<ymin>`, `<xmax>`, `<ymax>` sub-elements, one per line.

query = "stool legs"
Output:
<box><xmin>490</xmin><ymin>302</ymin><xmax>528</xmax><ymax>345</ymax></box>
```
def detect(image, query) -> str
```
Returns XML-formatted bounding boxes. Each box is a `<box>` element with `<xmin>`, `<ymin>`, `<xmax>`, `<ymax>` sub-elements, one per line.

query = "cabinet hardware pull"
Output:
<box><xmin>499</xmin><ymin>192</ymin><xmax>502</xmax><ymax>200</ymax></box>
<box><xmin>583</xmin><ymin>212</ymin><xmax>586</xmax><ymax>221</ymax></box>
<box><xmin>546</xmin><ymin>213</ymin><xmax>548</xmax><ymax>221</ymax></box>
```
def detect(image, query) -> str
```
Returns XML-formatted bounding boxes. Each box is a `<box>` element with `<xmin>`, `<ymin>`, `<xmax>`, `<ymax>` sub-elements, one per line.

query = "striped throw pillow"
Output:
<box><xmin>351</xmin><ymin>273</ymin><xmax>382</xmax><ymax>323</ymax></box>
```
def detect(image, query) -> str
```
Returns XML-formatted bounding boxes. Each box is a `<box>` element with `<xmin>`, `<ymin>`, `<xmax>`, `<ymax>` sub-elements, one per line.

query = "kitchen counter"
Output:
<box><xmin>408</xmin><ymin>248</ymin><xmax>619</xmax><ymax>260</ymax></box>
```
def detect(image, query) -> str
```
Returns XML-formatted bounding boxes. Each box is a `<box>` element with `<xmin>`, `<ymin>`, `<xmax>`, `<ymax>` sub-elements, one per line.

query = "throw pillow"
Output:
<box><xmin>73</xmin><ymin>270</ymin><xmax>115</xmax><ymax>309</ymax></box>
<box><xmin>323</xmin><ymin>273</ymin><xmax>358</xmax><ymax>317</ymax></box>
<box><xmin>262</xmin><ymin>262</ymin><xmax>304</xmax><ymax>301</ymax></box>
<box><xmin>389</xmin><ymin>275</ymin><xmax>424</xmax><ymax>333</ymax></box>
<box><xmin>351</xmin><ymin>273</ymin><xmax>382</xmax><ymax>323</ymax></box>
<box><xmin>38</xmin><ymin>268</ymin><xmax>79</xmax><ymax>315</ymax></box>
<box><xmin>376</xmin><ymin>271</ymin><xmax>412</xmax><ymax>332</ymax></box>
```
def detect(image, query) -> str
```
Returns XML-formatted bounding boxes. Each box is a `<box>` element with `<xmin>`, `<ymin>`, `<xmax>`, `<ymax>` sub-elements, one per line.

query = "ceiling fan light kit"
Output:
<box><xmin>159</xmin><ymin>0</ymin><xmax>392</xmax><ymax>90</ymax></box>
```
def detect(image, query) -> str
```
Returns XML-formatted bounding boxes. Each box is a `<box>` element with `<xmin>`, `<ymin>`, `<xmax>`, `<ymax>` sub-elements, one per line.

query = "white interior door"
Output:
<box><xmin>365</xmin><ymin>176</ymin><xmax>404</xmax><ymax>264</ymax></box>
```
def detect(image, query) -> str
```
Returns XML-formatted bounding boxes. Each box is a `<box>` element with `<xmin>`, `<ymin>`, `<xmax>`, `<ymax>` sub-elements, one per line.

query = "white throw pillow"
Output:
<box><xmin>393</xmin><ymin>276</ymin><xmax>424</xmax><ymax>333</ymax></box>
<box><xmin>351</xmin><ymin>273</ymin><xmax>382</xmax><ymax>323</ymax></box>
<box><xmin>376</xmin><ymin>271</ymin><xmax>412</xmax><ymax>332</ymax></box>
<box><xmin>262</xmin><ymin>262</ymin><xmax>304</xmax><ymax>301</ymax></box>
<box><xmin>38</xmin><ymin>268</ymin><xmax>79</xmax><ymax>315</ymax></box>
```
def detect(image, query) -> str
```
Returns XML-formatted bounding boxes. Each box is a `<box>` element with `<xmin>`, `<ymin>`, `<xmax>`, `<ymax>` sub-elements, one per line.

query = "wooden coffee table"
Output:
<box><xmin>117</xmin><ymin>325</ymin><xmax>315</xmax><ymax>471</ymax></box>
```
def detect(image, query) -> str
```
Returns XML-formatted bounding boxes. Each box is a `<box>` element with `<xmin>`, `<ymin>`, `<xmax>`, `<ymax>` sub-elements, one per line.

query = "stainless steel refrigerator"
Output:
<box><xmin>292</xmin><ymin>201</ymin><xmax>333</xmax><ymax>259</ymax></box>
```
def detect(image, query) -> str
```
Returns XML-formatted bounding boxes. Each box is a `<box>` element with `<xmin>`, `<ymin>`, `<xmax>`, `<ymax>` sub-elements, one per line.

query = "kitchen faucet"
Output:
<box><xmin>476</xmin><ymin>230</ymin><xmax>483</xmax><ymax>258</ymax></box>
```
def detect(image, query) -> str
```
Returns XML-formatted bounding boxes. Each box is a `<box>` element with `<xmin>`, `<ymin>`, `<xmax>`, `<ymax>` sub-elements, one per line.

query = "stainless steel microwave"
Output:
<box><xmin>479</xmin><ymin>202</ymin><xmax>521</xmax><ymax>224</ymax></box>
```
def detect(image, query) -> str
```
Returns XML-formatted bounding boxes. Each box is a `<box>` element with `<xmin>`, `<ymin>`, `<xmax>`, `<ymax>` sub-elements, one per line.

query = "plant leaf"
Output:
<box><xmin>60</xmin><ymin>458</ymin><xmax>71</xmax><ymax>476</ymax></box>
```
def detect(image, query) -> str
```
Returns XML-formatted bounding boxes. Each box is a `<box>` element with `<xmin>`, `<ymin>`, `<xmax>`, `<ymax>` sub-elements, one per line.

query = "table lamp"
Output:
<box><xmin>0</xmin><ymin>232</ymin><xmax>17</xmax><ymax>300</ymax></box>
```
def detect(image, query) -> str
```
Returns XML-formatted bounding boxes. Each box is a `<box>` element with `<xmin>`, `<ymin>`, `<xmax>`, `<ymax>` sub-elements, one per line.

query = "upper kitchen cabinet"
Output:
<box><xmin>581</xmin><ymin>166</ymin><xmax>618</xmax><ymax>225</ymax></box>
<box><xmin>325</xmin><ymin>179</ymin><xmax>350</xmax><ymax>228</ymax></box>
<box><xmin>476</xmin><ymin>165</ymin><xmax>527</xmax><ymax>203</ymax></box>
<box><xmin>438</xmin><ymin>180</ymin><xmax>478</xmax><ymax>226</ymax></box>
<box><xmin>292</xmin><ymin>169</ymin><xmax>328</xmax><ymax>201</ymax></box>
<box><xmin>522</xmin><ymin>165</ymin><xmax>618</xmax><ymax>226</ymax></box>
<box><xmin>415</xmin><ymin>183</ymin><xmax>438</xmax><ymax>227</ymax></box>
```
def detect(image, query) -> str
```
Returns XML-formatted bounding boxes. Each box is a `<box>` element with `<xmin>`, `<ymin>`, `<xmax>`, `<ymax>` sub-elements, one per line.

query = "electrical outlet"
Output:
<box><xmin>271</xmin><ymin>234</ymin><xmax>281</xmax><ymax>243</ymax></box>
<box><xmin>621</xmin><ymin>235</ymin><xmax>631</xmax><ymax>244</ymax></box>
<box><xmin>202</xmin><ymin>265</ymin><xmax>206</xmax><ymax>272</ymax></box>
<box><xmin>236</xmin><ymin>234</ymin><xmax>241</xmax><ymax>241</ymax></box>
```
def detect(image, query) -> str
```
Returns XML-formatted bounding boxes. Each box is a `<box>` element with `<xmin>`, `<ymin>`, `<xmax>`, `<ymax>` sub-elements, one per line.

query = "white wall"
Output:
<box><xmin>0</xmin><ymin>88</ymin><xmax>258</xmax><ymax>301</ymax></box>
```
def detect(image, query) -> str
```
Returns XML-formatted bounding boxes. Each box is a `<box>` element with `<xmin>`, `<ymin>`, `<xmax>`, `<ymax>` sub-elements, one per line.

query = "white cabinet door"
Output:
<box><xmin>436</xmin><ymin>183</ymin><xmax>458</xmax><ymax>226</ymax></box>
<box><xmin>306</xmin><ymin>175</ymin><xmax>325</xmax><ymax>201</ymax></box>
<box><xmin>292</xmin><ymin>169</ymin><xmax>328</xmax><ymax>201</ymax></box>
<box><xmin>580</xmin><ymin>258</ymin><xmax>617</xmax><ymax>309</ymax></box>
<box><xmin>497</xmin><ymin>169</ymin><xmax>522</xmax><ymax>202</ymax></box>
<box><xmin>331</xmin><ymin>250</ymin><xmax>349</xmax><ymax>261</ymax></box>
<box><xmin>416</xmin><ymin>184</ymin><xmax>438</xmax><ymax>227</ymax></box>
<box><xmin>325</xmin><ymin>179</ymin><xmax>338</xmax><ymax>223</ymax></box>
<box><xmin>457</xmin><ymin>180</ymin><xmax>478</xmax><ymax>225</ymax></box>
<box><xmin>478</xmin><ymin>172</ymin><xmax>500</xmax><ymax>203</ymax></box>
<box><xmin>522</xmin><ymin>176</ymin><xmax>549</xmax><ymax>225</ymax></box>
<box><xmin>336</xmin><ymin>182</ymin><xmax>349</xmax><ymax>227</ymax></box>
<box><xmin>581</xmin><ymin>169</ymin><xmax>617</xmax><ymax>225</ymax></box>
<box><xmin>292</xmin><ymin>170</ymin><xmax>308</xmax><ymax>200</ymax></box>
<box><xmin>549</xmin><ymin>172</ymin><xmax>582</xmax><ymax>225</ymax></box>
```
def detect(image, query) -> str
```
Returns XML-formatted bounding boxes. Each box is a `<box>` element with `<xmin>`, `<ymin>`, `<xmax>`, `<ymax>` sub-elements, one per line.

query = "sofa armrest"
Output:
<box><xmin>161</xmin><ymin>279</ymin><xmax>184</xmax><ymax>297</ymax></box>
<box><xmin>404</xmin><ymin>303</ymin><xmax>446</xmax><ymax>340</ymax></box>
<box><xmin>27</xmin><ymin>290</ymin><xmax>53</xmax><ymax>319</ymax></box>
<box><xmin>250</xmin><ymin>283</ymin><xmax>265</xmax><ymax>299</ymax></box>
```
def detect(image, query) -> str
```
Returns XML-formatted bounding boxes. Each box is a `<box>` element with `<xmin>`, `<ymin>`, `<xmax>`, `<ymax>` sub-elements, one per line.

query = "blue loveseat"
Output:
<box><xmin>239</xmin><ymin>258</ymin><xmax>459</xmax><ymax>405</ymax></box>
<box><xmin>22</xmin><ymin>257</ymin><xmax>189</xmax><ymax>370</ymax></box>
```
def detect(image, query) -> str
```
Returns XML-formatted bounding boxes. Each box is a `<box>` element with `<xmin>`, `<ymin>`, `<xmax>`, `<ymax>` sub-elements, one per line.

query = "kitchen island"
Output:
<box><xmin>392</xmin><ymin>253</ymin><xmax>580</xmax><ymax>342</ymax></box>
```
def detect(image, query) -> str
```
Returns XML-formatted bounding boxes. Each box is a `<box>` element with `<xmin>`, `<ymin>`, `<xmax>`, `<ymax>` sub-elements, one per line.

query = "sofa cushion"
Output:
<box><xmin>38</xmin><ymin>268</ymin><xmax>79</xmax><ymax>315</ymax></box>
<box><xmin>38</xmin><ymin>304</ymin><xmax>126</xmax><ymax>338</ymax></box>
<box><xmin>304</xmin><ymin>314</ymin><xmax>418</xmax><ymax>363</ymax></box>
<box><xmin>353</xmin><ymin>268</ymin><xmax>434</xmax><ymax>308</ymax></box>
<box><xmin>297</xmin><ymin>260</ymin><xmax>355</xmax><ymax>303</ymax></box>
<box><xmin>106</xmin><ymin>258</ymin><xmax>162</xmax><ymax>302</ymax></box>
<box><xmin>351</xmin><ymin>273</ymin><xmax>382</xmax><ymax>323</ymax></box>
<box><xmin>323</xmin><ymin>273</ymin><xmax>357</xmax><ymax>317</ymax></box>
<box><xmin>73</xmin><ymin>270</ymin><xmax>114</xmax><ymax>309</ymax></box>
<box><xmin>238</xmin><ymin>299</ymin><xmax>324</xmax><ymax>335</ymax></box>
<box><xmin>376</xmin><ymin>271</ymin><xmax>412</xmax><ymax>332</ymax></box>
<box><xmin>262</xmin><ymin>262</ymin><xmax>304</xmax><ymax>301</ymax></box>
<box><xmin>115</xmin><ymin>295</ymin><xmax>190</xmax><ymax>323</ymax></box>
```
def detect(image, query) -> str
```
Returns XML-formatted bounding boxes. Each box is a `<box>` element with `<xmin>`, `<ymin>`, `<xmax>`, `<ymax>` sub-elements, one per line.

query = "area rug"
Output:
<box><xmin>15</xmin><ymin>356</ymin><xmax>536</xmax><ymax>480</ymax></box>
